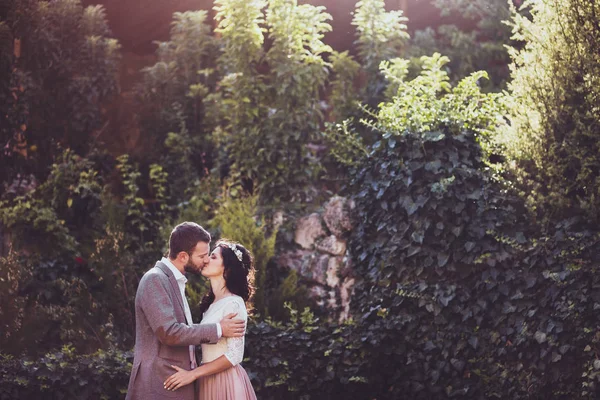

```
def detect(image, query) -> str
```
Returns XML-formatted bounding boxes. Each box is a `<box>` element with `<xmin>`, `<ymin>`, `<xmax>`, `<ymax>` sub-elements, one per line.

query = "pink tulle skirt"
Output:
<box><xmin>197</xmin><ymin>364</ymin><xmax>257</xmax><ymax>400</ymax></box>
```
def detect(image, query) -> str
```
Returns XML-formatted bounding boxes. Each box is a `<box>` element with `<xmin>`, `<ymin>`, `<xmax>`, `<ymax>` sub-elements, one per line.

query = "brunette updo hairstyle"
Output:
<box><xmin>198</xmin><ymin>240</ymin><xmax>255</xmax><ymax>315</ymax></box>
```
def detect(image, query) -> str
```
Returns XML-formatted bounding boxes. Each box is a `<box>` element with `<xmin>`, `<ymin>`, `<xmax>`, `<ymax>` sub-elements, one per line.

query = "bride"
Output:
<box><xmin>163</xmin><ymin>240</ymin><xmax>257</xmax><ymax>399</ymax></box>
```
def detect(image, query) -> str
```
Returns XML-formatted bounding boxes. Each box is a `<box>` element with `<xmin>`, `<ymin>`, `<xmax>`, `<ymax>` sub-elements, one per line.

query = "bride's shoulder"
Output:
<box><xmin>224</xmin><ymin>295</ymin><xmax>247</xmax><ymax>310</ymax></box>
<box><xmin>229</xmin><ymin>294</ymin><xmax>245</xmax><ymax>305</ymax></box>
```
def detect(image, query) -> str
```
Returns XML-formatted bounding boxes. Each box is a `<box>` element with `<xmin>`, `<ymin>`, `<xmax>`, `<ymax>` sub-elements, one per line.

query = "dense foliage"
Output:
<box><xmin>0</xmin><ymin>151</ymin><xmax>145</xmax><ymax>353</ymax></box>
<box><xmin>501</xmin><ymin>0</ymin><xmax>600</xmax><ymax>225</ymax></box>
<box><xmin>327</xmin><ymin>52</ymin><xmax>600</xmax><ymax>398</ymax></box>
<box><xmin>209</xmin><ymin>194</ymin><xmax>290</xmax><ymax>320</ymax></box>
<box><xmin>1</xmin><ymin>0</ymin><xmax>600</xmax><ymax>399</ymax></box>
<box><xmin>134</xmin><ymin>10</ymin><xmax>217</xmax><ymax>198</ymax></box>
<box><xmin>351</xmin><ymin>0</ymin><xmax>409</xmax><ymax>104</ymax></box>
<box><xmin>134</xmin><ymin>0</ymin><xmax>335</xmax><ymax>204</ymax></box>
<box><xmin>408</xmin><ymin>0</ymin><xmax>517</xmax><ymax>89</ymax></box>
<box><xmin>0</xmin><ymin>0</ymin><xmax>120</xmax><ymax>193</ymax></box>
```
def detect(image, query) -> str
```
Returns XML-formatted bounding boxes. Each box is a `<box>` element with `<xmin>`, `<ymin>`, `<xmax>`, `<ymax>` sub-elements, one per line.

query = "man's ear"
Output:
<box><xmin>178</xmin><ymin>251</ymin><xmax>189</xmax><ymax>263</ymax></box>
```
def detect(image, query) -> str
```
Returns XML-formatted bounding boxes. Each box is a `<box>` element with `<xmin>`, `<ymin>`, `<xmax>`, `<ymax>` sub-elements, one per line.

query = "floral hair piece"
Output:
<box><xmin>228</xmin><ymin>243</ymin><xmax>243</xmax><ymax>262</ymax></box>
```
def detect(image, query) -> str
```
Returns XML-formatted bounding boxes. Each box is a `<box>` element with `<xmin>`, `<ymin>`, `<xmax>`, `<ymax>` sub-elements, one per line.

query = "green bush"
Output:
<box><xmin>135</xmin><ymin>10</ymin><xmax>217</xmax><ymax>185</ymax></box>
<box><xmin>0</xmin><ymin>149</ymin><xmax>100</xmax><ymax>256</ymax></box>
<box><xmin>0</xmin><ymin>20</ymin><xmax>32</xmax><ymax>190</ymax></box>
<box><xmin>407</xmin><ymin>0</ymin><xmax>516</xmax><ymax>90</ymax></box>
<box><xmin>0</xmin><ymin>151</ymin><xmax>168</xmax><ymax>354</ymax></box>
<box><xmin>352</xmin><ymin>0</ymin><xmax>409</xmax><ymax>104</ymax></box>
<box><xmin>212</xmin><ymin>0</ymin><xmax>333</xmax><ymax>203</ymax></box>
<box><xmin>328</xmin><ymin>50</ymin><xmax>361</xmax><ymax>122</ymax></box>
<box><xmin>0</xmin><ymin>347</ymin><xmax>133</xmax><ymax>400</ymax></box>
<box><xmin>115</xmin><ymin>154</ymin><xmax>169</xmax><ymax>259</ymax></box>
<box><xmin>501</xmin><ymin>0</ymin><xmax>600</xmax><ymax>224</ymax></box>
<box><xmin>210</xmin><ymin>195</ymin><xmax>276</xmax><ymax>316</ymax></box>
<box><xmin>0</xmin><ymin>0</ymin><xmax>120</xmax><ymax>188</ymax></box>
<box><xmin>4</xmin><ymin>248</ymin><xmax>600</xmax><ymax>400</ymax></box>
<box><xmin>325</xmin><ymin>51</ymin><xmax>600</xmax><ymax>398</ymax></box>
<box><xmin>0</xmin><ymin>251</ymin><xmax>31</xmax><ymax>353</ymax></box>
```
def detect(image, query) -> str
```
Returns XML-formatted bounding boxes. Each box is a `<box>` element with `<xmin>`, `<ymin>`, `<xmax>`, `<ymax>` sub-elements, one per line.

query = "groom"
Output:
<box><xmin>126</xmin><ymin>222</ymin><xmax>245</xmax><ymax>400</ymax></box>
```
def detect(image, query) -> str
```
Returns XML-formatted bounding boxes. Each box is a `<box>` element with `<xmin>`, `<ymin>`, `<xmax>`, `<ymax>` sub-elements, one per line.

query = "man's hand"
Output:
<box><xmin>220</xmin><ymin>313</ymin><xmax>245</xmax><ymax>338</ymax></box>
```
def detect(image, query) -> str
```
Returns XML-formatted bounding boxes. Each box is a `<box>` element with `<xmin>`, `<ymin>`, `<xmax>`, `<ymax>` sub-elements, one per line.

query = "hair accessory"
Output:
<box><xmin>228</xmin><ymin>243</ymin><xmax>243</xmax><ymax>262</ymax></box>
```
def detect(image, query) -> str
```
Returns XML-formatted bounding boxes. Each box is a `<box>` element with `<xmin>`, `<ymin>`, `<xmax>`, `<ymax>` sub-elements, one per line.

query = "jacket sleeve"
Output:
<box><xmin>137</xmin><ymin>272</ymin><xmax>219</xmax><ymax>345</ymax></box>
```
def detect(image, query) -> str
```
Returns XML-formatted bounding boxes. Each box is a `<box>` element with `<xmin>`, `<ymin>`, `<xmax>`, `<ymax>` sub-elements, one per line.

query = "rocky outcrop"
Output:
<box><xmin>316</xmin><ymin>235</ymin><xmax>347</xmax><ymax>256</ymax></box>
<box><xmin>322</xmin><ymin>195</ymin><xmax>355</xmax><ymax>237</ymax></box>
<box><xmin>279</xmin><ymin>196</ymin><xmax>356</xmax><ymax>322</ymax></box>
<box><xmin>294</xmin><ymin>213</ymin><xmax>326</xmax><ymax>250</ymax></box>
<box><xmin>338</xmin><ymin>277</ymin><xmax>355</xmax><ymax>322</ymax></box>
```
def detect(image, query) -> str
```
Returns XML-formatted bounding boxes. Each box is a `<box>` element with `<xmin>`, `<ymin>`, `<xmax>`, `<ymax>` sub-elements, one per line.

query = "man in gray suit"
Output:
<box><xmin>126</xmin><ymin>222</ymin><xmax>245</xmax><ymax>400</ymax></box>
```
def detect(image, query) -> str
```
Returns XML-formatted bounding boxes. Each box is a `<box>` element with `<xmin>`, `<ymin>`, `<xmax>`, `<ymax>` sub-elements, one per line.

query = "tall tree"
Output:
<box><xmin>0</xmin><ymin>0</ymin><xmax>120</xmax><ymax>194</ymax></box>
<box><xmin>351</xmin><ymin>0</ymin><xmax>409</xmax><ymax>104</ymax></box>
<box><xmin>501</xmin><ymin>0</ymin><xmax>600</xmax><ymax>224</ymax></box>
<box><xmin>408</xmin><ymin>0</ymin><xmax>517</xmax><ymax>90</ymax></box>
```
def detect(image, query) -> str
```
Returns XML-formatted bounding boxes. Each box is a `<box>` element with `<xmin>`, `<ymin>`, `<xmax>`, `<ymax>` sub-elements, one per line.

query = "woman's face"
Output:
<box><xmin>201</xmin><ymin>246</ymin><xmax>225</xmax><ymax>279</ymax></box>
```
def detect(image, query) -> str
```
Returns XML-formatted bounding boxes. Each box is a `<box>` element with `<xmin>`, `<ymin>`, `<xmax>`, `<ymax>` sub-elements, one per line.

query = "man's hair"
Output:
<box><xmin>168</xmin><ymin>222</ymin><xmax>211</xmax><ymax>259</ymax></box>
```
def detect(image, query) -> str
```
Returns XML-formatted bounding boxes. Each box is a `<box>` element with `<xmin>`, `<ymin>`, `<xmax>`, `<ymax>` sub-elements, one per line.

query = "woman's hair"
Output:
<box><xmin>198</xmin><ymin>239</ymin><xmax>255</xmax><ymax>316</ymax></box>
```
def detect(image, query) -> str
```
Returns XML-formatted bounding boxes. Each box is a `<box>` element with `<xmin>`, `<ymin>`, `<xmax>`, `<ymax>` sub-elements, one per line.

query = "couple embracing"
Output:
<box><xmin>125</xmin><ymin>222</ymin><xmax>257</xmax><ymax>400</ymax></box>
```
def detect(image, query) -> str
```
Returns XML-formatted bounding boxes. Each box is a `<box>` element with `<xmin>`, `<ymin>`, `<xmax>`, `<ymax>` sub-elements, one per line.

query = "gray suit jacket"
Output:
<box><xmin>126</xmin><ymin>261</ymin><xmax>218</xmax><ymax>400</ymax></box>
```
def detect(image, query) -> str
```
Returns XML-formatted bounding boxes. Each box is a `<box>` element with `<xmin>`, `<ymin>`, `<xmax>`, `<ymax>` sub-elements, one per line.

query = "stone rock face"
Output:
<box><xmin>310</xmin><ymin>286</ymin><xmax>327</xmax><ymax>307</ymax></box>
<box><xmin>326</xmin><ymin>257</ymin><xmax>341</xmax><ymax>287</ymax></box>
<box><xmin>323</xmin><ymin>196</ymin><xmax>355</xmax><ymax>237</ymax></box>
<box><xmin>339</xmin><ymin>277</ymin><xmax>355</xmax><ymax>322</ymax></box>
<box><xmin>294</xmin><ymin>213</ymin><xmax>326</xmax><ymax>249</ymax></box>
<box><xmin>277</xmin><ymin>249</ymin><xmax>356</xmax><ymax>322</ymax></box>
<box><xmin>277</xmin><ymin>250</ymin><xmax>309</xmax><ymax>276</ymax></box>
<box><xmin>278</xmin><ymin>196</ymin><xmax>357</xmax><ymax>322</ymax></box>
<box><xmin>307</xmin><ymin>255</ymin><xmax>331</xmax><ymax>286</ymax></box>
<box><xmin>316</xmin><ymin>235</ymin><xmax>347</xmax><ymax>256</ymax></box>
<box><xmin>278</xmin><ymin>251</ymin><xmax>330</xmax><ymax>286</ymax></box>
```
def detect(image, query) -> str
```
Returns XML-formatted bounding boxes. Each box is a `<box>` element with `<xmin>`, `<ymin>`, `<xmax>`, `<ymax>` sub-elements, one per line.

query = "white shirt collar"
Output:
<box><xmin>161</xmin><ymin>257</ymin><xmax>187</xmax><ymax>284</ymax></box>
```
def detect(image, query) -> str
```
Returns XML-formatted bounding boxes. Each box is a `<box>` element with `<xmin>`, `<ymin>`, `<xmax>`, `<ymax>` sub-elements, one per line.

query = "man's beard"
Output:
<box><xmin>184</xmin><ymin>259</ymin><xmax>203</xmax><ymax>275</ymax></box>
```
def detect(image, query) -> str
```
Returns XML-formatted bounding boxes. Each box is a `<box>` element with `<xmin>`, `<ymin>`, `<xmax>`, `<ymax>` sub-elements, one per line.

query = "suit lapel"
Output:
<box><xmin>155</xmin><ymin>261</ymin><xmax>186</xmax><ymax>319</ymax></box>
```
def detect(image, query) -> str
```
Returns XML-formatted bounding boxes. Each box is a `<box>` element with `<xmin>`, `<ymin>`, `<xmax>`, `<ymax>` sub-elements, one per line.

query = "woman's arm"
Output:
<box><xmin>163</xmin><ymin>355</ymin><xmax>232</xmax><ymax>391</ymax></box>
<box><xmin>194</xmin><ymin>355</ymin><xmax>233</xmax><ymax>378</ymax></box>
<box><xmin>164</xmin><ymin>298</ymin><xmax>248</xmax><ymax>391</ymax></box>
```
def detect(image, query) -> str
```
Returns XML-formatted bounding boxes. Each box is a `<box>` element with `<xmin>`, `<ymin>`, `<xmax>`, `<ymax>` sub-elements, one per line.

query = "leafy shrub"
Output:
<box><xmin>351</xmin><ymin>0</ymin><xmax>409</xmax><ymax>103</ymax></box>
<box><xmin>0</xmin><ymin>149</ymin><xmax>101</xmax><ymax>256</ymax></box>
<box><xmin>5</xmin><ymin>247</ymin><xmax>600</xmax><ymax>400</ymax></box>
<box><xmin>115</xmin><ymin>154</ymin><xmax>169</xmax><ymax>260</ymax></box>
<box><xmin>325</xmin><ymin>52</ymin><xmax>600</xmax><ymax>398</ymax></box>
<box><xmin>0</xmin><ymin>151</ymin><xmax>168</xmax><ymax>353</ymax></box>
<box><xmin>0</xmin><ymin>20</ymin><xmax>33</xmax><ymax>191</ymax></box>
<box><xmin>328</xmin><ymin>50</ymin><xmax>361</xmax><ymax>122</ymax></box>
<box><xmin>213</xmin><ymin>0</ymin><xmax>333</xmax><ymax>203</ymax></box>
<box><xmin>135</xmin><ymin>10</ymin><xmax>217</xmax><ymax>176</ymax></box>
<box><xmin>0</xmin><ymin>251</ymin><xmax>32</xmax><ymax>353</ymax></box>
<box><xmin>0</xmin><ymin>347</ymin><xmax>133</xmax><ymax>400</ymax></box>
<box><xmin>407</xmin><ymin>0</ymin><xmax>516</xmax><ymax>89</ymax></box>
<box><xmin>501</xmin><ymin>0</ymin><xmax>600</xmax><ymax>224</ymax></box>
<box><xmin>210</xmin><ymin>195</ymin><xmax>276</xmax><ymax>315</ymax></box>
<box><xmin>0</xmin><ymin>0</ymin><xmax>120</xmax><ymax>186</ymax></box>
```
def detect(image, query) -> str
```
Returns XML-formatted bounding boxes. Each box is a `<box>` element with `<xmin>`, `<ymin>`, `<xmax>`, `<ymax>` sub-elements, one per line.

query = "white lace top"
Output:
<box><xmin>199</xmin><ymin>295</ymin><xmax>247</xmax><ymax>366</ymax></box>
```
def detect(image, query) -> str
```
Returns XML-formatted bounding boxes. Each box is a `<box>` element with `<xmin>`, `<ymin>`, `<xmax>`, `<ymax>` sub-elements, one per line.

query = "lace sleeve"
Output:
<box><xmin>222</xmin><ymin>298</ymin><xmax>247</xmax><ymax>366</ymax></box>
